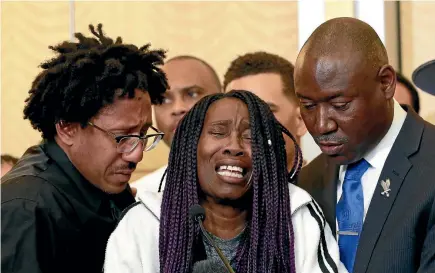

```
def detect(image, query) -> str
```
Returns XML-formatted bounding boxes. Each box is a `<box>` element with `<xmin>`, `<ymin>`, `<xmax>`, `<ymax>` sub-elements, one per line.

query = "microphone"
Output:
<box><xmin>189</xmin><ymin>204</ymin><xmax>236</xmax><ymax>273</ymax></box>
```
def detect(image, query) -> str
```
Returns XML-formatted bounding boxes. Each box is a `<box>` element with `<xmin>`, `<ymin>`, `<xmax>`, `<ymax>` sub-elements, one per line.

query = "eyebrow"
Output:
<box><xmin>296</xmin><ymin>92</ymin><xmax>344</xmax><ymax>101</ymax></box>
<box><xmin>267</xmin><ymin>102</ymin><xmax>278</xmax><ymax>110</ymax></box>
<box><xmin>114</xmin><ymin>122</ymin><xmax>153</xmax><ymax>132</ymax></box>
<box><xmin>180</xmin><ymin>85</ymin><xmax>205</xmax><ymax>92</ymax></box>
<box><xmin>209</xmin><ymin>119</ymin><xmax>251</xmax><ymax>127</ymax></box>
<box><xmin>210</xmin><ymin>120</ymin><xmax>231</xmax><ymax>126</ymax></box>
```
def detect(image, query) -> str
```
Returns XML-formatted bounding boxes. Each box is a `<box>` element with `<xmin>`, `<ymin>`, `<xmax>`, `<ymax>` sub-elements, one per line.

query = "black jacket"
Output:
<box><xmin>1</xmin><ymin>140</ymin><xmax>135</xmax><ymax>273</ymax></box>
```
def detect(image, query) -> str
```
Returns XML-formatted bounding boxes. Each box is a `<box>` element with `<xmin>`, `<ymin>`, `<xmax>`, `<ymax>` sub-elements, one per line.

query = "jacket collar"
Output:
<box><xmin>43</xmin><ymin>139</ymin><xmax>107</xmax><ymax>212</ymax></box>
<box><xmin>138</xmin><ymin>183</ymin><xmax>313</xmax><ymax>221</ymax></box>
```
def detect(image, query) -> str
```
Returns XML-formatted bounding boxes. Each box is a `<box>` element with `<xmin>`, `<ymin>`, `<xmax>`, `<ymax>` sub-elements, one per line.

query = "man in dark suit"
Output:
<box><xmin>295</xmin><ymin>17</ymin><xmax>435</xmax><ymax>273</ymax></box>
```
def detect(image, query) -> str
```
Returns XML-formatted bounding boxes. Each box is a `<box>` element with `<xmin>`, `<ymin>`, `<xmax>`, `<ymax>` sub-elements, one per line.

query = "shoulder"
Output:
<box><xmin>297</xmin><ymin>153</ymin><xmax>333</xmax><ymax>189</ymax></box>
<box><xmin>288</xmin><ymin>183</ymin><xmax>329</xmax><ymax>232</ymax></box>
<box><xmin>105</xmin><ymin>197</ymin><xmax>161</xmax><ymax>273</ymax></box>
<box><xmin>421</xmin><ymin>120</ymin><xmax>435</xmax><ymax>153</ymax></box>
<box><xmin>1</xmin><ymin>175</ymin><xmax>53</xmax><ymax>204</ymax></box>
<box><xmin>131</xmin><ymin>165</ymin><xmax>167</xmax><ymax>193</ymax></box>
<box><xmin>398</xmin><ymin>113</ymin><xmax>435</xmax><ymax>176</ymax></box>
<box><xmin>401</xmin><ymin>111</ymin><xmax>435</xmax><ymax>155</ymax></box>
<box><xmin>106</xmin><ymin>192</ymin><xmax>161</xmax><ymax>266</ymax></box>
<box><xmin>300</xmin><ymin>154</ymin><xmax>329</xmax><ymax>176</ymax></box>
<box><xmin>288</xmin><ymin>183</ymin><xmax>314</xmax><ymax>214</ymax></box>
<box><xmin>114</xmin><ymin>191</ymin><xmax>162</xmax><ymax>232</ymax></box>
<box><xmin>1</xmin><ymin>146</ymin><xmax>68</xmax><ymax>204</ymax></box>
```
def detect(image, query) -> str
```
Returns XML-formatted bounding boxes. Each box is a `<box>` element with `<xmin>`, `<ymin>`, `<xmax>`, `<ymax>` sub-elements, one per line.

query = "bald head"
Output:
<box><xmin>155</xmin><ymin>55</ymin><xmax>221</xmax><ymax>146</ymax></box>
<box><xmin>299</xmin><ymin>17</ymin><xmax>388</xmax><ymax>71</ymax></box>
<box><xmin>166</xmin><ymin>55</ymin><xmax>221</xmax><ymax>91</ymax></box>
<box><xmin>294</xmin><ymin>17</ymin><xmax>397</xmax><ymax>165</ymax></box>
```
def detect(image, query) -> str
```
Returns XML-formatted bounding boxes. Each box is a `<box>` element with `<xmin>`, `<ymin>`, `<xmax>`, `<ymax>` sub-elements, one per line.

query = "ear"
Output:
<box><xmin>378</xmin><ymin>64</ymin><xmax>396</xmax><ymax>100</ymax></box>
<box><xmin>294</xmin><ymin>106</ymin><xmax>308</xmax><ymax>140</ymax></box>
<box><xmin>55</xmin><ymin>121</ymin><xmax>80</xmax><ymax>146</ymax></box>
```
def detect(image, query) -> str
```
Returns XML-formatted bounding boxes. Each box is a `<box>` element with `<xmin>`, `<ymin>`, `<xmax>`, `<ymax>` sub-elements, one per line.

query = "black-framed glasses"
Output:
<box><xmin>87</xmin><ymin>122</ymin><xmax>164</xmax><ymax>153</ymax></box>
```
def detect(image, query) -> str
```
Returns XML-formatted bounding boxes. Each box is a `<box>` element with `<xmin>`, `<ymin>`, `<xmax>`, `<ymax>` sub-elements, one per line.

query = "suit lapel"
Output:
<box><xmin>353</xmin><ymin>109</ymin><xmax>424</xmax><ymax>273</ymax></box>
<box><xmin>322</xmin><ymin>157</ymin><xmax>339</xmax><ymax>234</ymax></box>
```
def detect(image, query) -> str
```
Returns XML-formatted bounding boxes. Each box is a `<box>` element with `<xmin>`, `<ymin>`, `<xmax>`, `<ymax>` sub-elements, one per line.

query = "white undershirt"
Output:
<box><xmin>336</xmin><ymin>99</ymin><xmax>407</xmax><ymax>229</ymax></box>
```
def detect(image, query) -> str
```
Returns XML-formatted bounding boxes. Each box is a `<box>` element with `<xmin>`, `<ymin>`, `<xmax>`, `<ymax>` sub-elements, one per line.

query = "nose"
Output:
<box><xmin>171</xmin><ymin>98</ymin><xmax>189</xmax><ymax>117</ymax></box>
<box><xmin>122</xmin><ymin>141</ymin><xmax>144</xmax><ymax>164</ymax></box>
<box><xmin>223</xmin><ymin>133</ymin><xmax>245</xmax><ymax>157</ymax></box>
<box><xmin>314</xmin><ymin>105</ymin><xmax>337</xmax><ymax>135</ymax></box>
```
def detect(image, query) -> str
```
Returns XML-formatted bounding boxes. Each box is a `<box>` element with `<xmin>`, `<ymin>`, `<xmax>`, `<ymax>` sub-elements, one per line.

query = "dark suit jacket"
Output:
<box><xmin>298</xmin><ymin>108</ymin><xmax>435</xmax><ymax>273</ymax></box>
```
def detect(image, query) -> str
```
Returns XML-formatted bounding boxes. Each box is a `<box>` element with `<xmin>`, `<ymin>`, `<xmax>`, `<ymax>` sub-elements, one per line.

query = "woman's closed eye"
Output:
<box><xmin>242</xmin><ymin>130</ymin><xmax>252</xmax><ymax>140</ymax></box>
<box><xmin>209</xmin><ymin>130</ymin><xmax>227</xmax><ymax>138</ymax></box>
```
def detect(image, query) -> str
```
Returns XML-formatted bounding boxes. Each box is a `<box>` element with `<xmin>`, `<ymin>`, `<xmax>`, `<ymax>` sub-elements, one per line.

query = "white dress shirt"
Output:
<box><xmin>337</xmin><ymin>99</ymin><xmax>407</xmax><ymax>224</ymax></box>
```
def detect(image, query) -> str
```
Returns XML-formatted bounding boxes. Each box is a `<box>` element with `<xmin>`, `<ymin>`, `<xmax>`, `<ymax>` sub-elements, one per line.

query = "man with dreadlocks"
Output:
<box><xmin>1</xmin><ymin>24</ymin><xmax>168</xmax><ymax>273</ymax></box>
<box><xmin>104</xmin><ymin>90</ymin><xmax>347</xmax><ymax>273</ymax></box>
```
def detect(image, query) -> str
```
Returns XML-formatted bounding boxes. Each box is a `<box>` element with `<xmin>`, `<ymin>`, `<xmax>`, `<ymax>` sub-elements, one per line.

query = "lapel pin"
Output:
<box><xmin>380</xmin><ymin>178</ymin><xmax>391</xmax><ymax>197</ymax></box>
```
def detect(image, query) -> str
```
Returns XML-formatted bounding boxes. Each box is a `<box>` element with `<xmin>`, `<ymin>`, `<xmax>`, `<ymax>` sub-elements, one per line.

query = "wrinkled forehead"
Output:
<box><xmin>295</xmin><ymin>53</ymin><xmax>367</xmax><ymax>96</ymax></box>
<box><xmin>314</xmin><ymin>56</ymin><xmax>355</xmax><ymax>90</ymax></box>
<box><xmin>204</xmin><ymin>98</ymin><xmax>250</xmax><ymax>125</ymax></box>
<box><xmin>97</xmin><ymin>89</ymin><xmax>152</xmax><ymax>126</ymax></box>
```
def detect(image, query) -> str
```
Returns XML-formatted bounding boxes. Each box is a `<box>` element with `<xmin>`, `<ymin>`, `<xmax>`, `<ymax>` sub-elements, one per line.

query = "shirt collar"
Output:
<box><xmin>339</xmin><ymin>99</ymin><xmax>407</xmax><ymax>175</ymax></box>
<box><xmin>43</xmin><ymin>139</ymin><xmax>107</xmax><ymax>212</ymax></box>
<box><xmin>363</xmin><ymin>99</ymin><xmax>407</xmax><ymax>170</ymax></box>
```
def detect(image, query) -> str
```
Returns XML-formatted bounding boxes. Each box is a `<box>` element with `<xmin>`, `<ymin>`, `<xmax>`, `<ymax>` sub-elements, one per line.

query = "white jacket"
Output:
<box><xmin>130</xmin><ymin>165</ymin><xmax>167</xmax><ymax>193</ymax></box>
<box><xmin>104</xmin><ymin>183</ymin><xmax>348</xmax><ymax>273</ymax></box>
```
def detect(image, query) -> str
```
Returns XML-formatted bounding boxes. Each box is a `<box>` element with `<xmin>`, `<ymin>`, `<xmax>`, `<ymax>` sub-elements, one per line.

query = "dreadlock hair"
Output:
<box><xmin>159</xmin><ymin>90</ymin><xmax>303</xmax><ymax>273</ymax></box>
<box><xmin>23</xmin><ymin>23</ymin><xmax>169</xmax><ymax>140</ymax></box>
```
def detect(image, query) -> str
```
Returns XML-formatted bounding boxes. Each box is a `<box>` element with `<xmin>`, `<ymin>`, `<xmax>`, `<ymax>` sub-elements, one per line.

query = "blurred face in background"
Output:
<box><xmin>1</xmin><ymin>162</ymin><xmax>14</xmax><ymax>178</ymax></box>
<box><xmin>394</xmin><ymin>82</ymin><xmax>413</xmax><ymax>107</ymax></box>
<box><xmin>226</xmin><ymin>73</ymin><xmax>306</xmax><ymax>169</ymax></box>
<box><xmin>155</xmin><ymin>58</ymin><xmax>221</xmax><ymax>146</ymax></box>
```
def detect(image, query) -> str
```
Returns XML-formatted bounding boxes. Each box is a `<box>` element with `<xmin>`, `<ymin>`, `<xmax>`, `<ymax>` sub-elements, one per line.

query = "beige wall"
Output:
<box><xmin>2</xmin><ymin>1</ymin><xmax>434</xmax><ymax>180</ymax></box>
<box><xmin>1</xmin><ymin>2</ymin><xmax>70</xmax><ymax>157</ymax></box>
<box><xmin>400</xmin><ymin>1</ymin><xmax>435</xmax><ymax>121</ymax></box>
<box><xmin>1</xmin><ymin>1</ymin><xmax>299</xmax><ymax>179</ymax></box>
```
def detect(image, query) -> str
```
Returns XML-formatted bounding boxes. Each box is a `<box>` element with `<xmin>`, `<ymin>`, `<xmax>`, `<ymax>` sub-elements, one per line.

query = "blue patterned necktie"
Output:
<box><xmin>336</xmin><ymin>159</ymin><xmax>370</xmax><ymax>272</ymax></box>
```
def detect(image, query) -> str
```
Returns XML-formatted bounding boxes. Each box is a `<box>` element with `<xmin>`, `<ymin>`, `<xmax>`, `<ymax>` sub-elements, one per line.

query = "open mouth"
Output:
<box><xmin>215</xmin><ymin>165</ymin><xmax>248</xmax><ymax>179</ymax></box>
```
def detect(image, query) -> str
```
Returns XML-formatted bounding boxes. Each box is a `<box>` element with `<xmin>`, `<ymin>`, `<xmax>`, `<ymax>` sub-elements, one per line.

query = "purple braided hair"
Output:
<box><xmin>159</xmin><ymin>90</ymin><xmax>302</xmax><ymax>273</ymax></box>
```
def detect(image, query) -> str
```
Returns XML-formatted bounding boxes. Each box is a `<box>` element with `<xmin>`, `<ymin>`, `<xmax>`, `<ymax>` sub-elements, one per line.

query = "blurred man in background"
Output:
<box><xmin>223</xmin><ymin>51</ymin><xmax>307</xmax><ymax>169</ymax></box>
<box><xmin>132</xmin><ymin>55</ymin><xmax>222</xmax><ymax>193</ymax></box>
<box><xmin>395</xmin><ymin>72</ymin><xmax>420</xmax><ymax>114</ymax></box>
<box><xmin>1</xmin><ymin>154</ymin><xmax>19</xmax><ymax>178</ymax></box>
